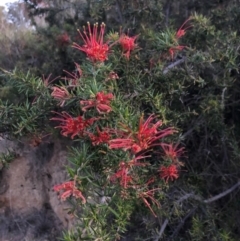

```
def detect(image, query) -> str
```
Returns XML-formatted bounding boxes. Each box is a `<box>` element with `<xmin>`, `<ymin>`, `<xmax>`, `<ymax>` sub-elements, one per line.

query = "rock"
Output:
<box><xmin>0</xmin><ymin>137</ymin><xmax>76</xmax><ymax>241</ymax></box>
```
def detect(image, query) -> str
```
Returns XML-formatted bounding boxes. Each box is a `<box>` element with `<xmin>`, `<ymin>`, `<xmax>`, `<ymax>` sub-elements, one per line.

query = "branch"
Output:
<box><xmin>154</xmin><ymin>218</ymin><xmax>169</xmax><ymax>241</ymax></box>
<box><xmin>203</xmin><ymin>180</ymin><xmax>240</xmax><ymax>204</ymax></box>
<box><xmin>154</xmin><ymin>181</ymin><xmax>240</xmax><ymax>240</ymax></box>
<box><xmin>163</xmin><ymin>57</ymin><xmax>186</xmax><ymax>75</ymax></box>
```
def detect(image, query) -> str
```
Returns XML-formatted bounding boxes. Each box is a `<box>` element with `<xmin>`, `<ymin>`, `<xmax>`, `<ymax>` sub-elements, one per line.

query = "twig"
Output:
<box><xmin>115</xmin><ymin>0</ymin><xmax>124</xmax><ymax>24</ymax></box>
<box><xmin>163</xmin><ymin>57</ymin><xmax>186</xmax><ymax>75</ymax></box>
<box><xmin>203</xmin><ymin>180</ymin><xmax>240</xmax><ymax>204</ymax></box>
<box><xmin>221</xmin><ymin>87</ymin><xmax>227</xmax><ymax>110</ymax></box>
<box><xmin>175</xmin><ymin>192</ymin><xmax>195</xmax><ymax>204</ymax></box>
<box><xmin>154</xmin><ymin>218</ymin><xmax>169</xmax><ymax>241</ymax></box>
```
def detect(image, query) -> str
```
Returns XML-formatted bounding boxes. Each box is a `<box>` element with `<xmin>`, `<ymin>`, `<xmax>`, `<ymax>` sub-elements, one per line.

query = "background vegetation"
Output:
<box><xmin>1</xmin><ymin>0</ymin><xmax>240</xmax><ymax>240</ymax></box>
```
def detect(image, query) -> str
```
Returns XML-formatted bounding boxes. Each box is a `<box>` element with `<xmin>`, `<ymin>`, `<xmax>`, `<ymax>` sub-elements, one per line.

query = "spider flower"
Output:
<box><xmin>73</xmin><ymin>22</ymin><xmax>110</xmax><ymax>62</ymax></box>
<box><xmin>53</xmin><ymin>181</ymin><xmax>86</xmax><ymax>203</ymax></box>
<box><xmin>160</xmin><ymin>143</ymin><xmax>184</xmax><ymax>162</ymax></box>
<box><xmin>51</xmin><ymin>112</ymin><xmax>97</xmax><ymax>139</ymax></box>
<box><xmin>87</xmin><ymin>127</ymin><xmax>111</xmax><ymax>146</ymax></box>
<box><xmin>51</xmin><ymin>86</ymin><xmax>71</xmax><ymax>106</ymax></box>
<box><xmin>119</xmin><ymin>34</ymin><xmax>138</xmax><ymax>59</ymax></box>
<box><xmin>109</xmin><ymin>114</ymin><xmax>175</xmax><ymax>154</ymax></box>
<box><xmin>80</xmin><ymin>92</ymin><xmax>114</xmax><ymax>114</ymax></box>
<box><xmin>57</xmin><ymin>33</ymin><xmax>70</xmax><ymax>47</ymax></box>
<box><xmin>159</xmin><ymin>164</ymin><xmax>179</xmax><ymax>183</ymax></box>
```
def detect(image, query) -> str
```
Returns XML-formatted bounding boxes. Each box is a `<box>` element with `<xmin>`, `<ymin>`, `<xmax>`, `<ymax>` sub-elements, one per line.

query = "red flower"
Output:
<box><xmin>160</xmin><ymin>143</ymin><xmax>184</xmax><ymax>161</ymax></box>
<box><xmin>51</xmin><ymin>86</ymin><xmax>70</xmax><ymax>107</ymax></box>
<box><xmin>110</xmin><ymin>156</ymin><xmax>148</xmax><ymax>188</ymax></box>
<box><xmin>53</xmin><ymin>181</ymin><xmax>86</xmax><ymax>203</ymax></box>
<box><xmin>176</xmin><ymin>17</ymin><xmax>192</xmax><ymax>39</ymax></box>
<box><xmin>88</xmin><ymin>127</ymin><xmax>111</xmax><ymax>146</ymax></box>
<box><xmin>109</xmin><ymin>114</ymin><xmax>174</xmax><ymax>154</ymax></box>
<box><xmin>57</xmin><ymin>33</ymin><xmax>70</xmax><ymax>47</ymax></box>
<box><xmin>73</xmin><ymin>22</ymin><xmax>110</xmax><ymax>62</ymax></box>
<box><xmin>159</xmin><ymin>164</ymin><xmax>179</xmax><ymax>182</ymax></box>
<box><xmin>169</xmin><ymin>45</ymin><xmax>185</xmax><ymax>60</ymax></box>
<box><xmin>110</xmin><ymin>162</ymin><xmax>133</xmax><ymax>189</ymax></box>
<box><xmin>51</xmin><ymin>112</ymin><xmax>97</xmax><ymax>139</ymax></box>
<box><xmin>80</xmin><ymin>92</ymin><xmax>114</xmax><ymax>114</ymax></box>
<box><xmin>119</xmin><ymin>34</ymin><xmax>138</xmax><ymax>59</ymax></box>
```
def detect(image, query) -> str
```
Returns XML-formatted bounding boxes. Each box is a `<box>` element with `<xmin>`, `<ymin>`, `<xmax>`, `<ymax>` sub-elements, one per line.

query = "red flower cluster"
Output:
<box><xmin>159</xmin><ymin>164</ymin><xmax>179</xmax><ymax>183</ymax></box>
<box><xmin>109</xmin><ymin>114</ymin><xmax>174</xmax><ymax>154</ymax></box>
<box><xmin>51</xmin><ymin>112</ymin><xmax>97</xmax><ymax>139</ymax></box>
<box><xmin>73</xmin><ymin>22</ymin><xmax>109</xmax><ymax>62</ymax></box>
<box><xmin>51</xmin><ymin>86</ymin><xmax>70</xmax><ymax>107</ymax></box>
<box><xmin>119</xmin><ymin>34</ymin><xmax>138</xmax><ymax>59</ymax></box>
<box><xmin>53</xmin><ymin>181</ymin><xmax>86</xmax><ymax>203</ymax></box>
<box><xmin>80</xmin><ymin>92</ymin><xmax>114</xmax><ymax>114</ymax></box>
<box><xmin>87</xmin><ymin>127</ymin><xmax>111</xmax><ymax>146</ymax></box>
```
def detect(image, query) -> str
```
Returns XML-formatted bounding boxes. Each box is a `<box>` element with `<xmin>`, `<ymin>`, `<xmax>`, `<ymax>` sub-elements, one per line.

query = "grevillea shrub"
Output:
<box><xmin>48</xmin><ymin>23</ymin><xmax>184</xmax><ymax>239</ymax></box>
<box><xmin>1</xmin><ymin>7</ymin><xmax>240</xmax><ymax>240</ymax></box>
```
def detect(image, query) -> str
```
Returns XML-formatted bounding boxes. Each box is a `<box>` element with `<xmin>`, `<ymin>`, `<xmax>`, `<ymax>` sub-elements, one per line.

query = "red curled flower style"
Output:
<box><xmin>73</xmin><ymin>22</ymin><xmax>109</xmax><ymax>62</ymax></box>
<box><xmin>176</xmin><ymin>17</ymin><xmax>192</xmax><ymax>39</ymax></box>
